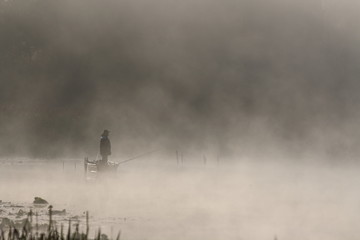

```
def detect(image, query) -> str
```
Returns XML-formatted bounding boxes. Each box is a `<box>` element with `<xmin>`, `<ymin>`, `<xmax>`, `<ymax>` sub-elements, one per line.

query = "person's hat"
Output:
<box><xmin>102</xmin><ymin>129</ymin><xmax>110</xmax><ymax>136</ymax></box>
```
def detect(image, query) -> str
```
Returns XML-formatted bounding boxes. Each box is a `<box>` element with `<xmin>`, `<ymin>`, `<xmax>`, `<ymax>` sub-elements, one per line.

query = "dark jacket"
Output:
<box><xmin>100</xmin><ymin>136</ymin><xmax>111</xmax><ymax>156</ymax></box>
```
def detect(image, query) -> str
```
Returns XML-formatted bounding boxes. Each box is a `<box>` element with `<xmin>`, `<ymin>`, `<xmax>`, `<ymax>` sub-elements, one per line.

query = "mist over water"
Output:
<box><xmin>1</xmin><ymin>158</ymin><xmax>360</xmax><ymax>240</ymax></box>
<box><xmin>1</xmin><ymin>0</ymin><xmax>360</xmax><ymax>239</ymax></box>
<box><xmin>1</xmin><ymin>0</ymin><xmax>360</xmax><ymax>159</ymax></box>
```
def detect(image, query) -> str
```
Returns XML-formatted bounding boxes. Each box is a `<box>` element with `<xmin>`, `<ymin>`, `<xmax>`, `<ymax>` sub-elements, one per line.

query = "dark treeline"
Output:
<box><xmin>1</xmin><ymin>0</ymin><xmax>360</xmax><ymax>160</ymax></box>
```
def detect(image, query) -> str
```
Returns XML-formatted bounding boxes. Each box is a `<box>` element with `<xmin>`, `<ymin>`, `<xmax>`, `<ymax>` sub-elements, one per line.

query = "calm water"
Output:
<box><xmin>1</xmin><ymin>158</ymin><xmax>359</xmax><ymax>240</ymax></box>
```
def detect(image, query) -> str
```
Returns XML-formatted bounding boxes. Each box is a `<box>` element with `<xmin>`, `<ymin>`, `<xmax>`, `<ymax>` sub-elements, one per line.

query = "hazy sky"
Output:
<box><xmin>1</xmin><ymin>0</ymin><xmax>360</xmax><ymax>160</ymax></box>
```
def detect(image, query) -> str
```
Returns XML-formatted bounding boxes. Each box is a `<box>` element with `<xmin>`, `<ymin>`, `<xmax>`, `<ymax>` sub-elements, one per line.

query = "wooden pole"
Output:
<box><xmin>48</xmin><ymin>205</ymin><xmax>53</xmax><ymax>233</ymax></box>
<box><xmin>86</xmin><ymin>211</ymin><xmax>89</xmax><ymax>237</ymax></box>
<box><xmin>176</xmin><ymin>151</ymin><xmax>179</xmax><ymax>165</ymax></box>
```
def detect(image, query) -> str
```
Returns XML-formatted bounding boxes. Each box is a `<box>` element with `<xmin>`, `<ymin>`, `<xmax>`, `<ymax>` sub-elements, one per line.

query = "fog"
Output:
<box><xmin>1</xmin><ymin>0</ymin><xmax>360</xmax><ymax>239</ymax></box>
<box><xmin>1</xmin><ymin>158</ymin><xmax>360</xmax><ymax>240</ymax></box>
<box><xmin>1</xmin><ymin>0</ymin><xmax>360</xmax><ymax>159</ymax></box>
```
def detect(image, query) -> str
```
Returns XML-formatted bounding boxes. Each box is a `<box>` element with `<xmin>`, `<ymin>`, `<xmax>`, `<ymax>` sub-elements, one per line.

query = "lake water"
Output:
<box><xmin>0</xmin><ymin>157</ymin><xmax>359</xmax><ymax>240</ymax></box>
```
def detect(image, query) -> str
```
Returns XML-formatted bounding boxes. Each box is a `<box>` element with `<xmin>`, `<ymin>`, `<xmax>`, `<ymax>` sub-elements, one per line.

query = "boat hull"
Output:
<box><xmin>84</xmin><ymin>158</ymin><xmax>119</xmax><ymax>179</ymax></box>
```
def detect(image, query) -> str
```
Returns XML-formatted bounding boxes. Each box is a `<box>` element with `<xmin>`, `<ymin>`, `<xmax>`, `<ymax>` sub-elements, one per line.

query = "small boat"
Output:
<box><xmin>84</xmin><ymin>157</ymin><xmax>119</xmax><ymax>179</ymax></box>
<box><xmin>84</xmin><ymin>150</ymin><xmax>156</xmax><ymax>180</ymax></box>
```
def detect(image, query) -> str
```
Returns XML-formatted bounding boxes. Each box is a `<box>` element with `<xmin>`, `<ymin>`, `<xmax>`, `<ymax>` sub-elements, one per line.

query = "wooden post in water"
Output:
<box><xmin>86</xmin><ymin>211</ymin><xmax>89</xmax><ymax>238</ymax></box>
<box><xmin>35</xmin><ymin>212</ymin><xmax>39</xmax><ymax>238</ymax></box>
<box><xmin>29</xmin><ymin>209</ymin><xmax>33</xmax><ymax>224</ymax></box>
<box><xmin>48</xmin><ymin>205</ymin><xmax>53</xmax><ymax>233</ymax></box>
<box><xmin>176</xmin><ymin>151</ymin><xmax>179</xmax><ymax>165</ymax></box>
<box><xmin>84</xmin><ymin>157</ymin><xmax>88</xmax><ymax>175</ymax></box>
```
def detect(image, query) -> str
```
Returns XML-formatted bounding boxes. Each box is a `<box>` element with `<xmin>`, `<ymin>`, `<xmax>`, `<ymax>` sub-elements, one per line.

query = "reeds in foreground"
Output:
<box><xmin>0</xmin><ymin>208</ymin><xmax>119</xmax><ymax>240</ymax></box>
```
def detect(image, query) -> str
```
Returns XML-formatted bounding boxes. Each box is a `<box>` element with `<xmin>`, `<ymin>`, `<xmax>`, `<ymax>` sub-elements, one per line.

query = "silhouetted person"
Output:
<box><xmin>100</xmin><ymin>130</ymin><xmax>111</xmax><ymax>165</ymax></box>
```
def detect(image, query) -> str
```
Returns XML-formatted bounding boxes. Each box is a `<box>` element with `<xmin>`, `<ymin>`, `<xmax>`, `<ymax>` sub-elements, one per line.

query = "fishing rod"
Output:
<box><xmin>117</xmin><ymin>149</ymin><xmax>159</xmax><ymax>165</ymax></box>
